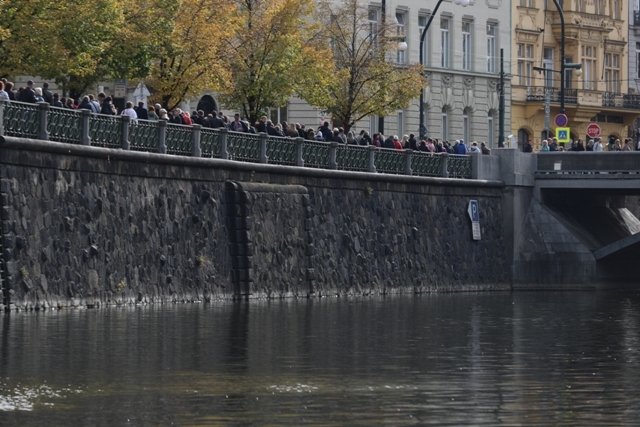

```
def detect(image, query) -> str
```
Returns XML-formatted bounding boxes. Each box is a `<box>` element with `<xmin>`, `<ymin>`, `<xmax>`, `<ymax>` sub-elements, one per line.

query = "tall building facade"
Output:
<box><xmin>629</xmin><ymin>0</ymin><xmax>640</xmax><ymax>141</ymax></box>
<box><xmin>287</xmin><ymin>0</ymin><xmax>512</xmax><ymax>147</ymax></box>
<box><xmin>511</xmin><ymin>0</ymin><xmax>633</xmax><ymax>150</ymax></box>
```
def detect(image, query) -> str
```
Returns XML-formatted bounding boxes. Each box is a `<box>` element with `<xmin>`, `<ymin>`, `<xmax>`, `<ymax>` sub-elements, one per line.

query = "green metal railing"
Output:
<box><xmin>0</xmin><ymin>100</ymin><xmax>472</xmax><ymax>179</ymax></box>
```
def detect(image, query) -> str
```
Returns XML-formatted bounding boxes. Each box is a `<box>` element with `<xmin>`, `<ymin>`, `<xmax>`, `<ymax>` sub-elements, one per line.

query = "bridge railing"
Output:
<box><xmin>537</xmin><ymin>152</ymin><xmax>640</xmax><ymax>174</ymax></box>
<box><xmin>0</xmin><ymin>100</ymin><xmax>471</xmax><ymax>179</ymax></box>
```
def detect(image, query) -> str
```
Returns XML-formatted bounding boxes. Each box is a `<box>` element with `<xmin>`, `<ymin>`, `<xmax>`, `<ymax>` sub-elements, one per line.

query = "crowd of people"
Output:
<box><xmin>0</xmin><ymin>78</ymin><xmax>495</xmax><ymax>155</ymax></box>
<box><xmin>527</xmin><ymin>137</ymin><xmax>639</xmax><ymax>152</ymax></box>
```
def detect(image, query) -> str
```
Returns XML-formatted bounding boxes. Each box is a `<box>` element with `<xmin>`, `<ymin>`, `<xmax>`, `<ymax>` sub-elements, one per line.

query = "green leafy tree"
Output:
<box><xmin>217</xmin><ymin>0</ymin><xmax>331</xmax><ymax>125</ymax></box>
<box><xmin>303</xmin><ymin>0</ymin><xmax>424</xmax><ymax>131</ymax></box>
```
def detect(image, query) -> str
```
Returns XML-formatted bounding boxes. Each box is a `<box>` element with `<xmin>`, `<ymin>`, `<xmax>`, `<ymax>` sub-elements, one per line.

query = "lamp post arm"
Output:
<box><xmin>418</xmin><ymin>0</ymin><xmax>445</xmax><ymax>138</ymax></box>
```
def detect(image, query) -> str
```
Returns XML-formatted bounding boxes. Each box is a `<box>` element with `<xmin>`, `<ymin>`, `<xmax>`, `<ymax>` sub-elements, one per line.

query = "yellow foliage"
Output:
<box><xmin>217</xmin><ymin>0</ymin><xmax>333</xmax><ymax>123</ymax></box>
<box><xmin>147</xmin><ymin>0</ymin><xmax>239</xmax><ymax>109</ymax></box>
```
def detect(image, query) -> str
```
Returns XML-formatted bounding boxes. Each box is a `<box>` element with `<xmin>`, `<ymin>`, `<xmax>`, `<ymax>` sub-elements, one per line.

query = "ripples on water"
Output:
<box><xmin>1</xmin><ymin>291</ymin><xmax>640</xmax><ymax>425</ymax></box>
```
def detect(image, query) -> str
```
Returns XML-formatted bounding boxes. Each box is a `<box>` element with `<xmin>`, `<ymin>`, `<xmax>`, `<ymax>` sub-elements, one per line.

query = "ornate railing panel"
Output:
<box><xmin>266</xmin><ymin>136</ymin><xmax>297</xmax><ymax>166</ymax></box>
<box><xmin>336</xmin><ymin>144</ymin><xmax>369</xmax><ymax>172</ymax></box>
<box><xmin>201</xmin><ymin>128</ymin><xmax>221</xmax><ymax>158</ymax></box>
<box><xmin>129</xmin><ymin>120</ymin><xmax>159</xmax><ymax>152</ymax></box>
<box><xmin>412</xmin><ymin>152</ymin><xmax>443</xmax><ymax>177</ymax></box>
<box><xmin>48</xmin><ymin>107</ymin><xmax>82</xmax><ymax>144</ymax></box>
<box><xmin>165</xmin><ymin>124</ymin><xmax>192</xmax><ymax>156</ymax></box>
<box><xmin>227</xmin><ymin>131</ymin><xmax>260</xmax><ymax>162</ymax></box>
<box><xmin>90</xmin><ymin>115</ymin><xmax>122</xmax><ymax>148</ymax></box>
<box><xmin>375</xmin><ymin>148</ymin><xmax>405</xmax><ymax>175</ymax></box>
<box><xmin>3</xmin><ymin>102</ymin><xmax>39</xmax><ymax>138</ymax></box>
<box><xmin>302</xmin><ymin>141</ymin><xmax>332</xmax><ymax>168</ymax></box>
<box><xmin>447</xmin><ymin>154</ymin><xmax>472</xmax><ymax>178</ymax></box>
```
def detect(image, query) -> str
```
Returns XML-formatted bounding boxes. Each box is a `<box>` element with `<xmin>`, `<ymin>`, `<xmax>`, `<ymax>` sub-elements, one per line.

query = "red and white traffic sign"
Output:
<box><xmin>586</xmin><ymin>122</ymin><xmax>601</xmax><ymax>138</ymax></box>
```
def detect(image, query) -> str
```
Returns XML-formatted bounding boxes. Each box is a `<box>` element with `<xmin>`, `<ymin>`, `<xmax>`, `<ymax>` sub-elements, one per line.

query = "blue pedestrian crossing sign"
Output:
<box><xmin>556</xmin><ymin>127</ymin><xmax>570</xmax><ymax>143</ymax></box>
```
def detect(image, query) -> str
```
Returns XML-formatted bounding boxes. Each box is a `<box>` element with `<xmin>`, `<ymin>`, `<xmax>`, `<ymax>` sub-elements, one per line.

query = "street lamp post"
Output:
<box><xmin>418</xmin><ymin>0</ymin><xmax>471</xmax><ymax>139</ymax></box>
<box><xmin>551</xmin><ymin>0</ymin><xmax>581</xmax><ymax>113</ymax></box>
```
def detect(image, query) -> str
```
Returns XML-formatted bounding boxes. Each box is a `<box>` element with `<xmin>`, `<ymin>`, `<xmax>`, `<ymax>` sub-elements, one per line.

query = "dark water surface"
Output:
<box><xmin>1</xmin><ymin>291</ymin><xmax>639</xmax><ymax>426</ymax></box>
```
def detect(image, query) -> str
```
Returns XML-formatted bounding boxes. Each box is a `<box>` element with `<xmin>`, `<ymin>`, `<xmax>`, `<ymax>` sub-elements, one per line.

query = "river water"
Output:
<box><xmin>1</xmin><ymin>291</ymin><xmax>639</xmax><ymax>426</ymax></box>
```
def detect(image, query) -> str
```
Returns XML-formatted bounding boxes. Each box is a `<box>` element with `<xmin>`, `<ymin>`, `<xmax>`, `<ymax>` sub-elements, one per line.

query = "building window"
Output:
<box><xmin>610</xmin><ymin>0</ymin><xmax>621</xmax><ymax>19</ymax></box>
<box><xmin>487</xmin><ymin>23</ymin><xmax>497</xmax><ymax>73</ymax></box>
<box><xmin>517</xmin><ymin>43</ymin><xmax>534</xmax><ymax>86</ymax></box>
<box><xmin>269</xmin><ymin>106</ymin><xmax>288</xmax><ymax>124</ymax></box>
<box><xmin>440</xmin><ymin>17</ymin><xmax>450</xmax><ymax>68</ymax></box>
<box><xmin>519</xmin><ymin>0</ymin><xmax>535</xmax><ymax>6</ymax></box>
<box><xmin>595</xmin><ymin>0</ymin><xmax>605</xmax><ymax>14</ymax></box>
<box><xmin>543</xmin><ymin>47</ymin><xmax>554</xmax><ymax>88</ymax></box>
<box><xmin>605</xmin><ymin>53</ymin><xmax>621</xmax><ymax>93</ymax></box>
<box><xmin>397</xmin><ymin>111</ymin><xmax>404</xmax><ymax>137</ymax></box>
<box><xmin>582</xmin><ymin>45</ymin><xmax>597</xmax><ymax>90</ymax></box>
<box><xmin>396</xmin><ymin>11</ymin><xmax>406</xmax><ymax>65</ymax></box>
<box><xmin>636</xmin><ymin>43</ymin><xmax>640</xmax><ymax>79</ymax></box>
<box><xmin>575</xmin><ymin>0</ymin><xmax>586</xmax><ymax>12</ymax></box>
<box><xmin>487</xmin><ymin>112</ymin><xmax>495</xmax><ymax>146</ymax></box>
<box><xmin>419</xmin><ymin>14</ymin><xmax>430</xmax><ymax>66</ymax></box>
<box><xmin>441</xmin><ymin>108</ymin><xmax>449</xmax><ymax>140</ymax></box>
<box><xmin>463</xmin><ymin>109</ymin><xmax>471</xmax><ymax>144</ymax></box>
<box><xmin>462</xmin><ymin>21</ymin><xmax>472</xmax><ymax>71</ymax></box>
<box><xmin>370</xmin><ymin>115</ymin><xmax>379</xmax><ymax>135</ymax></box>
<box><xmin>368</xmin><ymin>7</ymin><xmax>380</xmax><ymax>49</ymax></box>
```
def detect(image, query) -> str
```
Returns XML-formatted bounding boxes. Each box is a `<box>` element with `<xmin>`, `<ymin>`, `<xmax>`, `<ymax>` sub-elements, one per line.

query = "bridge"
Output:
<box><xmin>510</xmin><ymin>151</ymin><xmax>640</xmax><ymax>288</ymax></box>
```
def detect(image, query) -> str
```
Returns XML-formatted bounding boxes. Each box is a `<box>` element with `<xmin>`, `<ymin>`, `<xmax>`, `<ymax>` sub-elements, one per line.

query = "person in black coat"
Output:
<box><xmin>134</xmin><ymin>102</ymin><xmax>149</xmax><ymax>120</ymax></box>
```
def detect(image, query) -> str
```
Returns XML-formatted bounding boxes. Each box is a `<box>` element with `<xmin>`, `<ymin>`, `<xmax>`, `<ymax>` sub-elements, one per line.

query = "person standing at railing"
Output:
<box><xmin>0</xmin><ymin>81</ymin><xmax>10</xmax><ymax>102</ymax></box>
<box><xmin>42</xmin><ymin>83</ymin><xmax>53</xmax><ymax>104</ymax></box>
<box><xmin>229</xmin><ymin>113</ymin><xmax>249</xmax><ymax>132</ymax></box>
<box><xmin>17</xmin><ymin>80</ymin><xmax>37</xmax><ymax>103</ymax></box>
<box><xmin>1</xmin><ymin>79</ymin><xmax>15</xmax><ymax>100</ymax></box>
<box><xmin>593</xmin><ymin>139</ymin><xmax>603</xmax><ymax>152</ymax></box>
<box><xmin>101</xmin><ymin>96</ymin><xmax>116</xmax><ymax>115</ymax></box>
<box><xmin>134</xmin><ymin>102</ymin><xmax>149</xmax><ymax>120</ymax></box>
<box><xmin>121</xmin><ymin>101</ymin><xmax>138</xmax><ymax>123</ymax></box>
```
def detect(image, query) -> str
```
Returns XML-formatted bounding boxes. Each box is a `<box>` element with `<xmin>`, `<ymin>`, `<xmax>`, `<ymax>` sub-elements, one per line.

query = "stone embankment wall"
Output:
<box><xmin>0</xmin><ymin>137</ymin><xmax>509</xmax><ymax>310</ymax></box>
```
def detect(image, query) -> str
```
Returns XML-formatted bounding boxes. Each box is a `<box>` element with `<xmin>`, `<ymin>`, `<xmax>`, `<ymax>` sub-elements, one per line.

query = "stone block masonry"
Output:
<box><xmin>0</xmin><ymin>136</ymin><xmax>509</xmax><ymax>310</ymax></box>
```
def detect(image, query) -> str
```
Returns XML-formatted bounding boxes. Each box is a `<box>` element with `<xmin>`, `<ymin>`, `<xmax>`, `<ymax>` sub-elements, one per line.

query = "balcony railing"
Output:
<box><xmin>634</xmin><ymin>10</ymin><xmax>640</xmax><ymax>27</ymax></box>
<box><xmin>602</xmin><ymin>93</ymin><xmax>640</xmax><ymax>109</ymax></box>
<box><xmin>525</xmin><ymin>87</ymin><xmax>578</xmax><ymax>104</ymax></box>
<box><xmin>0</xmin><ymin>100</ymin><xmax>472</xmax><ymax>179</ymax></box>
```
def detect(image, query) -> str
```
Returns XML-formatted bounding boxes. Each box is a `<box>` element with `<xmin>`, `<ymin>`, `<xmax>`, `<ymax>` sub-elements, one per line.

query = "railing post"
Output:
<box><xmin>329</xmin><ymin>142</ymin><xmax>338</xmax><ymax>170</ymax></box>
<box><xmin>219</xmin><ymin>128</ymin><xmax>229</xmax><ymax>159</ymax></box>
<box><xmin>259</xmin><ymin>132</ymin><xmax>268</xmax><ymax>164</ymax></box>
<box><xmin>80</xmin><ymin>109</ymin><xmax>91</xmax><ymax>145</ymax></box>
<box><xmin>120</xmin><ymin>115</ymin><xmax>130</xmax><ymax>150</ymax></box>
<box><xmin>0</xmin><ymin>100</ymin><xmax>4</xmax><ymax>137</ymax></box>
<box><xmin>158</xmin><ymin>119</ymin><xmax>167</xmax><ymax>154</ymax></box>
<box><xmin>368</xmin><ymin>145</ymin><xmax>377</xmax><ymax>173</ymax></box>
<box><xmin>37</xmin><ymin>102</ymin><xmax>50</xmax><ymax>141</ymax></box>
<box><xmin>191</xmin><ymin>124</ymin><xmax>202</xmax><ymax>157</ymax></box>
<box><xmin>440</xmin><ymin>153</ymin><xmax>450</xmax><ymax>178</ymax></box>
<box><xmin>404</xmin><ymin>149</ymin><xmax>413</xmax><ymax>175</ymax></box>
<box><xmin>295</xmin><ymin>137</ymin><xmax>305</xmax><ymax>167</ymax></box>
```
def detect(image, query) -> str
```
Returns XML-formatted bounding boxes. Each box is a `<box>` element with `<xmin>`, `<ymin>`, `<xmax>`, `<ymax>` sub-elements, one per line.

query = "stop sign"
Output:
<box><xmin>586</xmin><ymin>122</ymin><xmax>601</xmax><ymax>138</ymax></box>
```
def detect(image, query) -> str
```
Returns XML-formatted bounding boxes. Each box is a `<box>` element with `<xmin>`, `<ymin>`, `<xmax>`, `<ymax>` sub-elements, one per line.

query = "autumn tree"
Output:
<box><xmin>0</xmin><ymin>0</ymin><xmax>126</xmax><ymax>96</ymax></box>
<box><xmin>217</xmin><ymin>0</ymin><xmax>332</xmax><ymax>125</ymax></box>
<box><xmin>146</xmin><ymin>0</ymin><xmax>238</xmax><ymax>110</ymax></box>
<box><xmin>302</xmin><ymin>0</ymin><xmax>424</xmax><ymax>131</ymax></box>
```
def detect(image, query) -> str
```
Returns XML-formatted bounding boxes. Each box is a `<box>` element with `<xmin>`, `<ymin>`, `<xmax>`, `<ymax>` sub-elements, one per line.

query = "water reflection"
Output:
<box><xmin>0</xmin><ymin>292</ymin><xmax>639</xmax><ymax>425</ymax></box>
